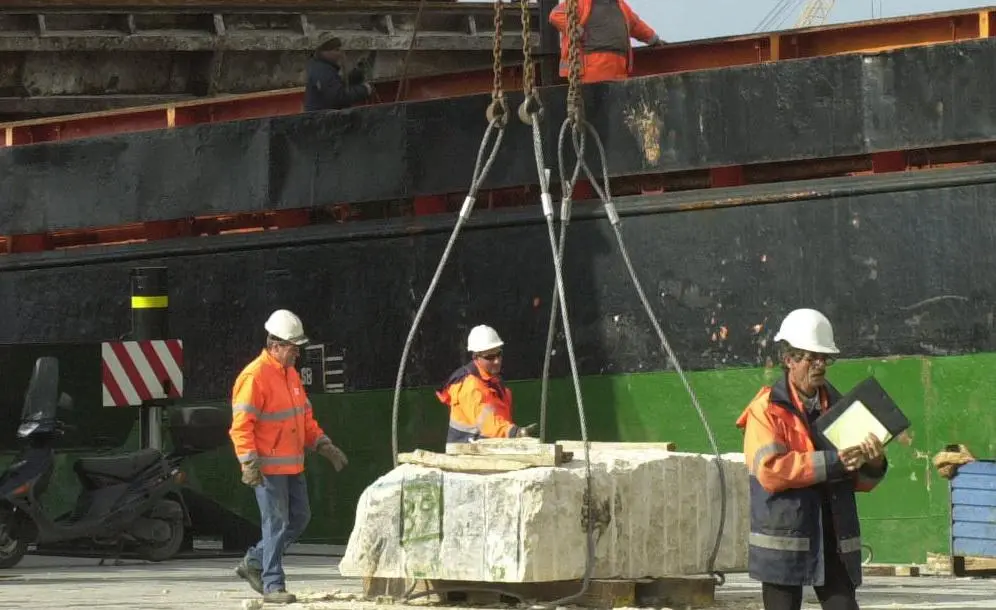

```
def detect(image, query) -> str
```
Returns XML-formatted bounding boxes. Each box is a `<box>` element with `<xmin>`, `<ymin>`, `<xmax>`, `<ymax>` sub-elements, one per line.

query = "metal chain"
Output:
<box><xmin>517</xmin><ymin>0</ymin><xmax>542</xmax><ymax>124</ymax></box>
<box><xmin>520</xmin><ymin>0</ymin><xmax>535</xmax><ymax>97</ymax></box>
<box><xmin>565</xmin><ymin>0</ymin><xmax>583</xmax><ymax>124</ymax></box>
<box><xmin>487</xmin><ymin>0</ymin><xmax>508</xmax><ymax>125</ymax></box>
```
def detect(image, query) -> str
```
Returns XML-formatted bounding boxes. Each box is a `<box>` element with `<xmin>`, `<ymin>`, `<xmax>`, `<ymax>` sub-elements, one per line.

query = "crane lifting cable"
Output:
<box><xmin>391</xmin><ymin>2</ymin><xmax>599</xmax><ymax>606</ymax></box>
<box><xmin>390</xmin><ymin>0</ymin><xmax>508</xmax><ymax>471</ymax></box>
<box><xmin>518</xmin><ymin>0</ymin><xmax>598</xmax><ymax>604</ymax></box>
<box><xmin>391</xmin><ymin>0</ymin><xmax>726</xmax><ymax>599</ymax></box>
<box><xmin>539</xmin><ymin>0</ymin><xmax>730</xmax><ymax>586</ymax></box>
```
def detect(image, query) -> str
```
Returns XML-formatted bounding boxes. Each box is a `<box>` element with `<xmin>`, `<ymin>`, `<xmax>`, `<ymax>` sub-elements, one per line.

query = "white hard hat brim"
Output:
<box><xmin>774</xmin><ymin>332</ymin><xmax>839</xmax><ymax>354</ymax></box>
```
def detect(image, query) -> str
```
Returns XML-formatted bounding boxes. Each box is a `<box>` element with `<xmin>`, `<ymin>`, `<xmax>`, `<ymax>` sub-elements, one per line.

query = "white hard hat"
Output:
<box><xmin>264</xmin><ymin>309</ymin><xmax>309</xmax><ymax>345</ymax></box>
<box><xmin>467</xmin><ymin>324</ymin><xmax>504</xmax><ymax>353</ymax></box>
<box><xmin>773</xmin><ymin>308</ymin><xmax>839</xmax><ymax>354</ymax></box>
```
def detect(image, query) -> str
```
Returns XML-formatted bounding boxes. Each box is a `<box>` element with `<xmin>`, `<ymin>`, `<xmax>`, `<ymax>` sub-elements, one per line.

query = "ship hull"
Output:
<box><xmin>1</xmin><ymin>163</ymin><xmax>993</xmax><ymax>564</ymax></box>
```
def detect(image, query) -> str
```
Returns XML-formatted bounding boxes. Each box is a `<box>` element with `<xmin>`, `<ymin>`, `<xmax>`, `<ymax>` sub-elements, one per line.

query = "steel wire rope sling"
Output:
<box><xmin>388</xmin><ymin>3</ymin><xmax>531</xmax><ymax>603</ymax></box>
<box><xmin>536</xmin><ymin>0</ymin><xmax>731</xmax><ymax>587</ymax></box>
<box><xmin>394</xmin><ymin>2</ymin><xmax>598</xmax><ymax>605</ymax></box>
<box><xmin>518</xmin><ymin>0</ymin><xmax>600</xmax><ymax>605</ymax></box>
<box><xmin>390</xmin><ymin>0</ymin><xmax>509</xmax><ymax>470</ymax></box>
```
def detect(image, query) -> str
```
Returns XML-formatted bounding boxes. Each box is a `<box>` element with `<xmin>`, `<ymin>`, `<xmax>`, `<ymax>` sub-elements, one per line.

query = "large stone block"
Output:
<box><xmin>339</xmin><ymin>447</ymin><xmax>749</xmax><ymax>583</ymax></box>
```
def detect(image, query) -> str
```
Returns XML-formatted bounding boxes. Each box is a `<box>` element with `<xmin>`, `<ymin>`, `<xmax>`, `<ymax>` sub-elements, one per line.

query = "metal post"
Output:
<box><xmin>131</xmin><ymin>266</ymin><xmax>169</xmax><ymax>451</ymax></box>
<box><xmin>538</xmin><ymin>0</ymin><xmax>559</xmax><ymax>86</ymax></box>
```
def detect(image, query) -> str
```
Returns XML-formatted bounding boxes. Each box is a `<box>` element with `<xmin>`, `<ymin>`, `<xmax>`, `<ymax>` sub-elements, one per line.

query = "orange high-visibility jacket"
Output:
<box><xmin>736</xmin><ymin>375</ymin><xmax>887</xmax><ymax>586</ymax></box>
<box><xmin>229</xmin><ymin>349</ymin><xmax>329</xmax><ymax>475</ymax></box>
<box><xmin>436</xmin><ymin>362</ymin><xmax>517</xmax><ymax>442</ymax></box>
<box><xmin>548</xmin><ymin>0</ymin><xmax>657</xmax><ymax>78</ymax></box>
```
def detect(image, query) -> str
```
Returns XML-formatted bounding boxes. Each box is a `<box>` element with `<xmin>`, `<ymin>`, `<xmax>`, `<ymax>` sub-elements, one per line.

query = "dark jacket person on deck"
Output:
<box><xmin>303</xmin><ymin>38</ymin><xmax>374</xmax><ymax>112</ymax></box>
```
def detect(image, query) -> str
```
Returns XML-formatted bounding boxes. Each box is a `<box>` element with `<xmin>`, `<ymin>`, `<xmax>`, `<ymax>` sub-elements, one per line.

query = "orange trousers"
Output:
<box><xmin>581</xmin><ymin>51</ymin><xmax>629</xmax><ymax>84</ymax></box>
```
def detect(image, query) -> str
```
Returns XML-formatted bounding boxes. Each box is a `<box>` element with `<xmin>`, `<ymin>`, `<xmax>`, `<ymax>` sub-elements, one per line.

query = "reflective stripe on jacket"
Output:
<box><xmin>435</xmin><ymin>362</ymin><xmax>517</xmax><ymax>442</ymax></box>
<box><xmin>229</xmin><ymin>349</ymin><xmax>329</xmax><ymax>475</ymax></box>
<box><xmin>548</xmin><ymin>0</ymin><xmax>657</xmax><ymax>79</ymax></box>
<box><xmin>735</xmin><ymin>374</ymin><xmax>888</xmax><ymax>587</ymax></box>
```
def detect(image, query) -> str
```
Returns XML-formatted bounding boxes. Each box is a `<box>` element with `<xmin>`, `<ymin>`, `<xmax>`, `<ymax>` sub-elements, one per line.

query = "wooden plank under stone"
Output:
<box><xmin>362</xmin><ymin>577</ymin><xmax>636</xmax><ymax>608</ymax></box>
<box><xmin>634</xmin><ymin>576</ymin><xmax>716</xmax><ymax>608</ymax></box>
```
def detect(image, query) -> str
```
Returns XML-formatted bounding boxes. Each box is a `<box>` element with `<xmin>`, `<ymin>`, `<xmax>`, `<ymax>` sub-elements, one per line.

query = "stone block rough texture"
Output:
<box><xmin>339</xmin><ymin>448</ymin><xmax>749</xmax><ymax>582</ymax></box>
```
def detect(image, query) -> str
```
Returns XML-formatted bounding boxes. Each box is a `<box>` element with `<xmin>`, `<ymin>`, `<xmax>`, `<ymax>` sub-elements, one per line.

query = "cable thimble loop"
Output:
<box><xmin>517</xmin><ymin>92</ymin><xmax>544</xmax><ymax>125</ymax></box>
<box><xmin>486</xmin><ymin>96</ymin><xmax>509</xmax><ymax>127</ymax></box>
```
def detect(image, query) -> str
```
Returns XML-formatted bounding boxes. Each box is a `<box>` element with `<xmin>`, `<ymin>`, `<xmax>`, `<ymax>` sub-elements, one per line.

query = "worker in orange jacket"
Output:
<box><xmin>436</xmin><ymin>325</ymin><xmax>537</xmax><ymax>442</ymax></box>
<box><xmin>548</xmin><ymin>0</ymin><xmax>664</xmax><ymax>84</ymax></box>
<box><xmin>229</xmin><ymin>309</ymin><xmax>348</xmax><ymax>605</ymax></box>
<box><xmin>736</xmin><ymin>309</ymin><xmax>888</xmax><ymax>610</ymax></box>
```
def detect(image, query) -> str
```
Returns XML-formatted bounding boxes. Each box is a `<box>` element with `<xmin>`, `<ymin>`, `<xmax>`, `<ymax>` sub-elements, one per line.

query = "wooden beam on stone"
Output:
<box><xmin>557</xmin><ymin>441</ymin><xmax>677</xmax><ymax>452</ymax></box>
<box><xmin>398</xmin><ymin>449</ymin><xmax>548</xmax><ymax>473</ymax></box>
<box><xmin>445</xmin><ymin>441</ymin><xmax>569</xmax><ymax>465</ymax></box>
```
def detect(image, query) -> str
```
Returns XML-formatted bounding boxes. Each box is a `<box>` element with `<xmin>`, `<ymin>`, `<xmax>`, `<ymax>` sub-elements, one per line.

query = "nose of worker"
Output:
<box><xmin>773</xmin><ymin>307</ymin><xmax>839</xmax><ymax>394</ymax></box>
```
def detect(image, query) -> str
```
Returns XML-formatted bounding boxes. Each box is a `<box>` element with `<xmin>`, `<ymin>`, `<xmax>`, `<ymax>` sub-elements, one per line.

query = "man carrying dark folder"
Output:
<box><xmin>736</xmin><ymin>308</ymin><xmax>888</xmax><ymax>610</ymax></box>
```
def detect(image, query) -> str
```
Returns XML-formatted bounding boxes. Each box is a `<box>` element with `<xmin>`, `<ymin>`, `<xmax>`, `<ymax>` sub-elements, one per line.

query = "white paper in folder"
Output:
<box><xmin>820</xmin><ymin>399</ymin><xmax>893</xmax><ymax>450</ymax></box>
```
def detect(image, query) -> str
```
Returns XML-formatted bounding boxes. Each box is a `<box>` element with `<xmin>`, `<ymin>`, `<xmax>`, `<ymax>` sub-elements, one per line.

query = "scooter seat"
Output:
<box><xmin>75</xmin><ymin>448</ymin><xmax>163</xmax><ymax>480</ymax></box>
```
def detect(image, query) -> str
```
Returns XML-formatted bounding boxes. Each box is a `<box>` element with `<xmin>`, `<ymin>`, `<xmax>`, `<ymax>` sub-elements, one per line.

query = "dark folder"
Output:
<box><xmin>812</xmin><ymin>376</ymin><xmax>910</xmax><ymax>451</ymax></box>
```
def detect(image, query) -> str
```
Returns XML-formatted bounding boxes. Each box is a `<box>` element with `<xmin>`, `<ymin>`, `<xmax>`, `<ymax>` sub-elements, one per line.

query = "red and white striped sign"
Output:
<box><xmin>102</xmin><ymin>340</ymin><xmax>184</xmax><ymax>407</ymax></box>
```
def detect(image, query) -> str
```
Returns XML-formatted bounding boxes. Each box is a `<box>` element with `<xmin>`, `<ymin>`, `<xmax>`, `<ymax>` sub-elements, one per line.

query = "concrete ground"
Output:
<box><xmin>1</xmin><ymin>552</ymin><xmax>995</xmax><ymax>610</ymax></box>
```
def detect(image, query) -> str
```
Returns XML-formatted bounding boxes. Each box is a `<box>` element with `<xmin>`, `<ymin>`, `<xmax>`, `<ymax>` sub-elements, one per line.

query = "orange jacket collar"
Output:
<box><xmin>259</xmin><ymin>348</ymin><xmax>288</xmax><ymax>371</ymax></box>
<box><xmin>735</xmin><ymin>373</ymin><xmax>835</xmax><ymax>429</ymax></box>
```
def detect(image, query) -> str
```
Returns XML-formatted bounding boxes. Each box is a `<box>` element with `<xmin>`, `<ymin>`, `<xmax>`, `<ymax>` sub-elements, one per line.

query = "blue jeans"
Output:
<box><xmin>244</xmin><ymin>473</ymin><xmax>311</xmax><ymax>593</ymax></box>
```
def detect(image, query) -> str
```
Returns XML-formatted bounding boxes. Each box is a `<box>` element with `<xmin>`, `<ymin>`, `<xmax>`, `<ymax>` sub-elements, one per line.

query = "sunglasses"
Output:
<box><xmin>477</xmin><ymin>351</ymin><xmax>503</xmax><ymax>361</ymax></box>
<box><xmin>796</xmin><ymin>352</ymin><xmax>836</xmax><ymax>365</ymax></box>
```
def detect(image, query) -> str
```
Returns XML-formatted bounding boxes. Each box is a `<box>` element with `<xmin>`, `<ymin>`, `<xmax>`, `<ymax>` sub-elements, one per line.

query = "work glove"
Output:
<box><xmin>316</xmin><ymin>438</ymin><xmax>349</xmax><ymax>472</ymax></box>
<box><xmin>516</xmin><ymin>423</ymin><xmax>539</xmax><ymax>438</ymax></box>
<box><xmin>648</xmin><ymin>34</ymin><xmax>666</xmax><ymax>47</ymax></box>
<box><xmin>241</xmin><ymin>459</ymin><xmax>263</xmax><ymax>487</ymax></box>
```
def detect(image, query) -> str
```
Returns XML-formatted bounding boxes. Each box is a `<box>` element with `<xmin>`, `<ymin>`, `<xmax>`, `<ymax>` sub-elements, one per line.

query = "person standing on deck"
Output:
<box><xmin>736</xmin><ymin>308</ymin><xmax>889</xmax><ymax>610</ymax></box>
<box><xmin>229</xmin><ymin>309</ymin><xmax>349</xmax><ymax>605</ymax></box>
<box><xmin>548</xmin><ymin>0</ymin><xmax>665</xmax><ymax>84</ymax></box>
<box><xmin>436</xmin><ymin>325</ymin><xmax>538</xmax><ymax>442</ymax></box>
<box><xmin>303</xmin><ymin>37</ymin><xmax>374</xmax><ymax>112</ymax></box>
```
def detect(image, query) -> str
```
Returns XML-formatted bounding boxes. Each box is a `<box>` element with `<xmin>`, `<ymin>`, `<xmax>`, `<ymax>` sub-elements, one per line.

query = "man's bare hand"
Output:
<box><xmin>839</xmin><ymin>446</ymin><xmax>866</xmax><ymax>471</ymax></box>
<box><xmin>859</xmin><ymin>433</ymin><xmax>885</xmax><ymax>468</ymax></box>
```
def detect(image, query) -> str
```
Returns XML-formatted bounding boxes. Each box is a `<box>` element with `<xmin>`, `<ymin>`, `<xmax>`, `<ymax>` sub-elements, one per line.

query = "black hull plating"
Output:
<box><xmin>5</xmin><ymin>39</ymin><xmax>996</xmax><ymax>234</ymax></box>
<box><xmin>1</xmin><ymin>165</ymin><xmax>994</xmax><ymax>402</ymax></box>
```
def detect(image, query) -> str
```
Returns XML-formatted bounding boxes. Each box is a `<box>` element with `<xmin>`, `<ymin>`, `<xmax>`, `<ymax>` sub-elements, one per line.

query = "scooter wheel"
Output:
<box><xmin>137</xmin><ymin>517</ymin><xmax>185</xmax><ymax>563</ymax></box>
<box><xmin>0</xmin><ymin>533</ymin><xmax>27</xmax><ymax>569</ymax></box>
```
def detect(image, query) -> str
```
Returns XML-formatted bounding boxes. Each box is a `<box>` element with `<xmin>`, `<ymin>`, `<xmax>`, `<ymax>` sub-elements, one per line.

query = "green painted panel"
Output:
<box><xmin>8</xmin><ymin>353</ymin><xmax>992</xmax><ymax>566</ymax></box>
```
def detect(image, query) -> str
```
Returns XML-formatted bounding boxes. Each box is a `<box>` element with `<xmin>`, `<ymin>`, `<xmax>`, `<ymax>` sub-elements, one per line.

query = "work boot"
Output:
<box><xmin>263</xmin><ymin>589</ymin><xmax>297</xmax><ymax>604</ymax></box>
<box><xmin>235</xmin><ymin>558</ymin><xmax>263</xmax><ymax>594</ymax></box>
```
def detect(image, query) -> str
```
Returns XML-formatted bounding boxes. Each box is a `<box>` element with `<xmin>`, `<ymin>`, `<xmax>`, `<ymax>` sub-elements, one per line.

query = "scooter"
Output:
<box><xmin>0</xmin><ymin>356</ymin><xmax>227</xmax><ymax>569</ymax></box>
